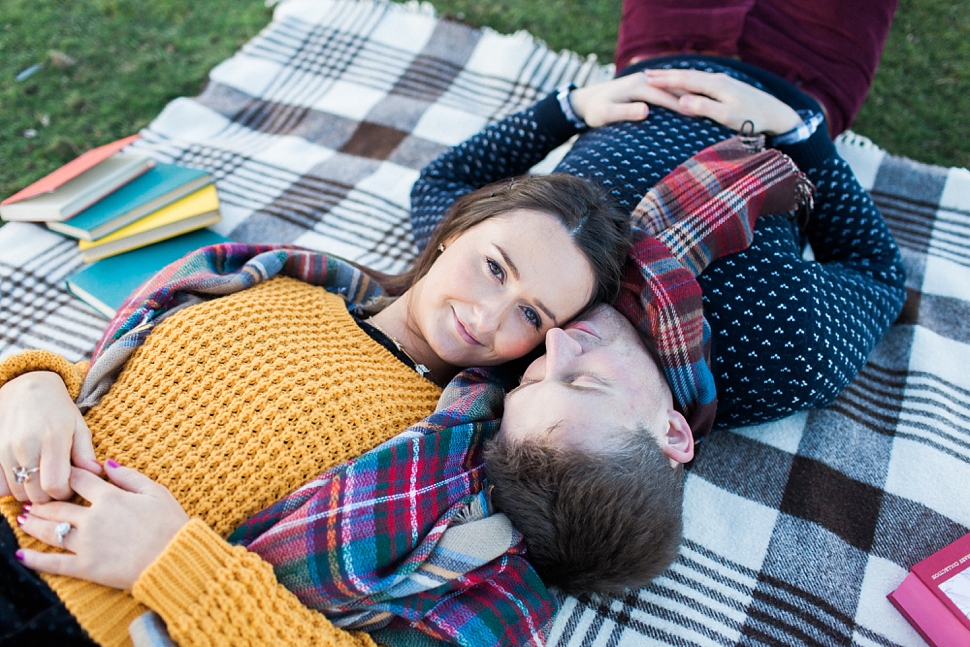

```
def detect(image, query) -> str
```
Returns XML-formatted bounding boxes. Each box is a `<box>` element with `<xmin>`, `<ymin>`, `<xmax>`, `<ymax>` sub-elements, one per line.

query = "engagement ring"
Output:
<box><xmin>13</xmin><ymin>466</ymin><xmax>39</xmax><ymax>485</ymax></box>
<box><xmin>54</xmin><ymin>522</ymin><xmax>72</xmax><ymax>546</ymax></box>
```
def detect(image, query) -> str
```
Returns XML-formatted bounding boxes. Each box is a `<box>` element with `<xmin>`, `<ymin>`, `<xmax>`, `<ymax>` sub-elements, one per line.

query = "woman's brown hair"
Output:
<box><xmin>382</xmin><ymin>174</ymin><xmax>630</xmax><ymax>310</ymax></box>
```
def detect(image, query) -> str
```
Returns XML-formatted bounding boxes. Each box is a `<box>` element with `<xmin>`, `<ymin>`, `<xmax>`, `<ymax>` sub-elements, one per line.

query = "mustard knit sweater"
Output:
<box><xmin>0</xmin><ymin>277</ymin><xmax>443</xmax><ymax>647</ymax></box>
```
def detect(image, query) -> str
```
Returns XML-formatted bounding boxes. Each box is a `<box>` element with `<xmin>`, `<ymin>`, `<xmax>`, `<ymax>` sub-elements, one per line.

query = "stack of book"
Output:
<box><xmin>2</xmin><ymin>135</ymin><xmax>229</xmax><ymax>317</ymax></box>
<box><xmin>888</xmin><ymin>532</ymin><xmax>970</xmax><ymax>646</ymax></box>
<box><xmin>1</xmin><ymin>135</ymin><xmax>221</xmax><ymax>262</ymax></box>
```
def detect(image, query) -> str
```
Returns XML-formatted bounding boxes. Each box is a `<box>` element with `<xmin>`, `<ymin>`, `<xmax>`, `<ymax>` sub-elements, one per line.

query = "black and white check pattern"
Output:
<box><xmin>1</xmin><ymin>2</ymin><xmax>967</xmax><ymax>645</ymax></box>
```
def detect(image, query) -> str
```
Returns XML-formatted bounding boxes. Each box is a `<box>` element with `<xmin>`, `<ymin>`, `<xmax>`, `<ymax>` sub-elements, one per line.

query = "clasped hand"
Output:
<box><xmin>0</xmin><ymin>371</ymin><xmax>101</xmax><ymax>502</ymax></box>
<box><xmin>1</xmin><ymin>372</ymin><xmax>188</xmax><ymax>589</ymax></box>
<box><xmin>568</xmin><ymin>68</ymin><xmax>802</xmax><ymax>135</ymax></box>
<box><xmin>16</xmin><ymin>463</ymin><xmax>189</xmax><ymax>590</ymax></box>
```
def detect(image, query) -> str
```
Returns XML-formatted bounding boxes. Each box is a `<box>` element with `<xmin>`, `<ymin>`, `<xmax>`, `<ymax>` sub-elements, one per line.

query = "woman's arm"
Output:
<box><xmin>17</xmin><ymin>464</ymin><xmax>377</xmax><ymax>647</ymax></box>
<box><xmin>409</xmin><ymin>75</ymin><xmax>680</xmax><ymax>250</ymax></box>
<box><xmin>135</xmin><ymin>521</ymin><xmax>378</xmax><ymax>647</ymax></box>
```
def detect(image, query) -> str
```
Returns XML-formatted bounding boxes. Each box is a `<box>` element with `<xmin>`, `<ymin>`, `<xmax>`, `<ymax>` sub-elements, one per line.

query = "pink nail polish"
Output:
<box><xmin>106</xmin><ymin>459</ymin><xmax>120</xmax><ymax>469</ymax></box>
<box><xmin>14</xmin><ymin>550</ymin><xmax>24</xmax><ymax>561</ymax></box>
<box><xmin>16</xmin><ymin>515</ymin><xmax>26</xmax><ymax>526</ymax></box>
<box><xmin>21</xmin><ymin>503</ymin><xmax>31</xmax><ymax>513</ymax></box>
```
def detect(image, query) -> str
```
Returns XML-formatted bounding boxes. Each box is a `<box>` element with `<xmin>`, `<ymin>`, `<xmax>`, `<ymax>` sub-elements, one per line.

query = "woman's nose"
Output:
<box><xmin>473</xmin><ymin>295</ymin><xmax>508</xmax><ymax>334</ymax></box>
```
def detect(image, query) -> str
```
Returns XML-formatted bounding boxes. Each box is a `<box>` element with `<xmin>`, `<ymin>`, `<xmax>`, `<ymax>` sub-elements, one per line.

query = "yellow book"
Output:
<box><xmin>78</xmin><ymin>185</ymin><xmax>221</xmax><ymax>262</ymax></box>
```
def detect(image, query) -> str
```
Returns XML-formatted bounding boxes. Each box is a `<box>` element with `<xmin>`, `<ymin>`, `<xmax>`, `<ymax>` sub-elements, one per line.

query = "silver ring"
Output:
<box><xmin>13</xmin><ymin>466</ymin><xmax>39</xmax><ymax>485</ymax></box>
<box><xmin>54</xmin><ymin>522</ymin><xmax>72</xmax><ymax>546</ymax></box>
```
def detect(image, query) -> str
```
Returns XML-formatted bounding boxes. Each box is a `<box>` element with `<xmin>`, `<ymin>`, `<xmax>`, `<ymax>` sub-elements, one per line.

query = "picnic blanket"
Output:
<box><xmin>1</xmin><ymin>0</ymin><xmax>968</xmax><ymax>645</ymax></box>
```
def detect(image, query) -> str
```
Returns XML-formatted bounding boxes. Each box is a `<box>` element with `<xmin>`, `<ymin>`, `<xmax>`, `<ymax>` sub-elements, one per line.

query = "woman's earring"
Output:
<box><xmin>437</xmin><ymin>244</ymin><xmax>446</xmax><ymax>253</ymax></box>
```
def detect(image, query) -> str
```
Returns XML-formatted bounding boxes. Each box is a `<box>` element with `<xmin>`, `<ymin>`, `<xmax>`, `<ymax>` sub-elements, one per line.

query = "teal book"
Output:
<box><xmin>48</xmin><ymin>163</ymin><xmax>212</xmax><ymax>240</ymax></box>
<box><xmin>65</xmin><ymin>228</ymin><xmax>229</xmax><ymax>318</ymax></box>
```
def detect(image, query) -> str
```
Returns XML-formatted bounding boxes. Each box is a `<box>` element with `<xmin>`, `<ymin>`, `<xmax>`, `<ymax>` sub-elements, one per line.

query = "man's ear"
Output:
<box><xmin>661</xmin><ymin>409</ymin><xmax>694</xmax><ymax>467</ymax></box>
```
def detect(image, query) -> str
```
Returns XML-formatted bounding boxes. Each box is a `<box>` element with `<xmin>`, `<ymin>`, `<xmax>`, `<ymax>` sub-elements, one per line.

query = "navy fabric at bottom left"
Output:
<box><xmin>0</xmin><ymin>518</ymin><xmax>95</xmax><ymax>646</ymax></box>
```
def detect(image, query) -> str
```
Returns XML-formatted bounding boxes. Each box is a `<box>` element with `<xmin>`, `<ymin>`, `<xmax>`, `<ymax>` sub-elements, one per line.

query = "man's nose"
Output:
<box><xmin>544</xmin><ymin>328</ymin><xmax>584</xmax><ymax>375</ymax></box>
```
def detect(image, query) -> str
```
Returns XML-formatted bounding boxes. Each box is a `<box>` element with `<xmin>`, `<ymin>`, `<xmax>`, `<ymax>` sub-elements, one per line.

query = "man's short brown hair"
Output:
<box><xmin>484</xmin><ymin>428</ymin><xmax>684</xmax><ymax>596</ymax></box>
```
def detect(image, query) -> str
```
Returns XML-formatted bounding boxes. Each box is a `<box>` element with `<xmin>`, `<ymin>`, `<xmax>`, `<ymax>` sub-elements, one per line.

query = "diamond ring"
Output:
<box><xmin>13</xmin><ymin>466</ymin><xmax>39</xmax><ymax>485</ymax></box>
<box><xmin>54</xmin><ymin>522</ymin><xmax>72</xmax><ymax>546</ymax></box>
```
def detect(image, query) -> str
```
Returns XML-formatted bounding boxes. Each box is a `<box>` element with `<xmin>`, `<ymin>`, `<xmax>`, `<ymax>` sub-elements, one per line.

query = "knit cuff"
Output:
<box><xmin>555</xmin><ymin>83</ymin><xmax>588</xmax><ymax>131</ymax></box>
<box><xmin>133</xmin><ymin>519</ymin><xmax>379</xmax><ymax>647</ymax></box>
<box><xmin>132</xmin><ymin>519</ymin><xmax>233</xmax><ymax>618</ymax></box>
<box><xmin>0</xmin><ymin>349</ymin><xmax>84</xmax><ymax>400</ymax></box>
<box><xmin>775</xmin><ymin>120</ymin><xmax>837</xmax><ymax>172</ymax></box>
<box><xmin>533</xmin><ymin>89</ymin><xmax>582</xmax><ymax>143</ymax></box>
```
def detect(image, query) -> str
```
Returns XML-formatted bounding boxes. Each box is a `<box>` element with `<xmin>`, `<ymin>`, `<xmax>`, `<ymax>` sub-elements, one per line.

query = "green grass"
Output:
<box><xmin>2</xmin><ymin>0</ymin><xmax>968</xmax><ymax>203</ymax></box>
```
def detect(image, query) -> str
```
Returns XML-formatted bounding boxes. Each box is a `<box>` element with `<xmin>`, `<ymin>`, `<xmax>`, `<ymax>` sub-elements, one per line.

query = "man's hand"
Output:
<box><xmin>641</xmin><ymin>69</ymin><xmax>803</xmax><ymax>135</ymax></box>
<box><xmin>569</xmin><ymin>72</ymin><xmax>682</xmax><ymax>128</ymax></box>
<box><xmin>0</xmin><ymin>372</ymin><xmax>101</xmax><ymax>503</ymax></box>
<box><xmin>16</xmin><ymin>463</ymin><xmax>190</xmax><ymax>591</ymax></box>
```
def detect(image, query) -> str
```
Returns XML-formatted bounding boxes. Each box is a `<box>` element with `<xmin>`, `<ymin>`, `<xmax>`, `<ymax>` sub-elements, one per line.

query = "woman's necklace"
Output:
<box><xmin>365</xmin><ymin>318</ymin><xmax>433</xmax><ymax>380</ymax></box>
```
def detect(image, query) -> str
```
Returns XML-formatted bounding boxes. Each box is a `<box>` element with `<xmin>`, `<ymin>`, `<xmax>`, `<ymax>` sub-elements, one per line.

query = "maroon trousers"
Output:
<box><xmin>615</xmin><ymin>0</ymin><xmax>899</xmax><ymax>136</ymax></box>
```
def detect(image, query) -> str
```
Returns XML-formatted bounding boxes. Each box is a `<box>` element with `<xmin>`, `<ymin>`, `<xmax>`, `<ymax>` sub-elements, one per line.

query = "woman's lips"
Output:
<box><xmin>453</xmin><ymin>310</ymin><xmax>482</xmax><ymax>345</ymax></box>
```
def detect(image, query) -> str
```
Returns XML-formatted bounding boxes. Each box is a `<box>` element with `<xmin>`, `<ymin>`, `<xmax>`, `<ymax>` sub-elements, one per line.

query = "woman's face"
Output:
<box><xmin>408</xmin><ymin>209</ymin><xmax>596</xmax><ymax>369</ymax></box>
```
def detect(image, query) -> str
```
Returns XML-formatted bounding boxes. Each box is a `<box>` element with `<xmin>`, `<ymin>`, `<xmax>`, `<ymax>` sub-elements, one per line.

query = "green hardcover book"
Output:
<box><xmin>48</xmin><ymin>164</ymin><xmax>212</xmax><ymax>240</ymax></box>
<box><xmin>65</xmin><ymin>228</ymin><xmax>229</xmax><ymax>318</ymax></box>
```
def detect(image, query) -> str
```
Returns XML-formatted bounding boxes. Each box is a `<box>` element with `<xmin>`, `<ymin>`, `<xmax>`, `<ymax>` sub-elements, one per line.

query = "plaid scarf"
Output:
<box><xmin>81</xmin><ymin>136</ymin><xmax>811</xmax><ymax>647</ymax></box>
<box><xmin>618</xmin><ymin>133</ymin><xmax>813</xmax><ymax>439</ymax></box>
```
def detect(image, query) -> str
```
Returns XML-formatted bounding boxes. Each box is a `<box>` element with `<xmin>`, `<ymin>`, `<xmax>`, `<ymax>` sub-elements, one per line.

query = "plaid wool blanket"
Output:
<box><xmin>1</xmin><ymin>1</ymin><xmax>968</xmax><ymax>645</ymax></box>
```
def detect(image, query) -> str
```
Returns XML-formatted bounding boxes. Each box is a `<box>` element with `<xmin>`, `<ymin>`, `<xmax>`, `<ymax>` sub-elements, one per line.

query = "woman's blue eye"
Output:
<box><xmin>487</xmin><ymin>258</ymin><xmax>505</xmax><ymax>281</ymax></box>
<box><xmin>522</xmin><ymin>307</ymin><xmax>541</xmax><ymax>330</ymax></box>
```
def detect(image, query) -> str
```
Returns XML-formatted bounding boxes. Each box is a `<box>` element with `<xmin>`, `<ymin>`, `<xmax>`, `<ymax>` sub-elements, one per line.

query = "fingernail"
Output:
<box><xmin>16</xmin><ymin>515</ymin><xmax>26</xmax><ymax>526</ymax></box>
<box><xmin>105</xmin><ymin>459</ymin><xmax>120</xmax><ymax>469</ymax></box>
<box><xmin>21</xmin><ymin>503</ymin><xmax>31</xmax><ymax>513</ymax></box>
<box><xmin>14</xmin><ymin>550</ymin><xmax>24</xmax><ymax>561</ymax></box>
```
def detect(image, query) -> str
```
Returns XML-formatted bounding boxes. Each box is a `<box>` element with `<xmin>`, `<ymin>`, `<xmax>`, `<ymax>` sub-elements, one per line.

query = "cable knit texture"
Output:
<box><xmin>0</xmin><ymin>276</ymin><xmax>441</xmax><ymax>647</ymax></box>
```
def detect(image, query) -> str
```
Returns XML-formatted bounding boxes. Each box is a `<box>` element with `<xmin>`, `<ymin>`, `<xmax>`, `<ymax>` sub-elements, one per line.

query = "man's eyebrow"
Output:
<box><xmin>497</xmin><ymin>244</ymin><xmax>558</xmax><ymax>325</ymax></box>
<box><xmin>505</xmin><ymin>380</ymin><xmax>534</xmax><ymax>399</ymax></box>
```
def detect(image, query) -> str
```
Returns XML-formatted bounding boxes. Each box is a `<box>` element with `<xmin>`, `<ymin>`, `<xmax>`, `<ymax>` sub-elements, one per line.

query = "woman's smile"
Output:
<box><xmin>452</xmin><ymin>308</ymin><xmax>483</xmax><ymax>346</ymax></box>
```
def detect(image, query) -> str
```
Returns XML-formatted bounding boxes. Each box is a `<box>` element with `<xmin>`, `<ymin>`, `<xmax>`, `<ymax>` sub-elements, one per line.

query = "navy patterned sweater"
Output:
<box><xmin>409</xmin><ymin>56</ymin><xmax>906</xmax><ymax>430</ymax></box>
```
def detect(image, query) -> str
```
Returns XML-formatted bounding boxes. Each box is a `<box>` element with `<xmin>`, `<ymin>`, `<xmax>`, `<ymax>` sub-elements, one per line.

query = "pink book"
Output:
<box><xmin>888</xmin><ymin>573</ymin><xmax>970</xmax><ymax>647</ymax></box>
<box><xmin>911</xmin><ymin>533</ymin><xmax>970</xmax><ymax>632</ymax></box>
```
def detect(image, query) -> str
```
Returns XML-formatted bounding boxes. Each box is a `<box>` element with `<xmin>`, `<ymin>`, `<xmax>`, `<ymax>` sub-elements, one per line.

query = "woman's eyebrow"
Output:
<box><xmin>496</xmin><ymin>244</ymin><xmax>558</xmax><ymax>324</ymax></box>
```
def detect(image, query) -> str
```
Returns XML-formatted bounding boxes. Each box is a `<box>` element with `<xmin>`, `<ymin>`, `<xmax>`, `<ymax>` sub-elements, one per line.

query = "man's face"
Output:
<box><xmin>501</xmin><ymin>303</ymin><xmax>674</xmax><ymax>453</ymax></box>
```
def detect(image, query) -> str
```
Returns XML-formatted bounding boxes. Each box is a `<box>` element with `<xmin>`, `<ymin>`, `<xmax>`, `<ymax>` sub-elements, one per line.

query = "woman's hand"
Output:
<box><xmin>640</xmin><ymin>69</ymin><xmax>803</xmax><ymax>135</ymax></box>
<box><xmin>569</xmin><ymin>72</ymin><xmax>682</xmax><ymax>128</ymax></box>
<box><xmin>15</xmin><ymin>462</ymin><xmax>190</xmax><ymax>590</ymax></box>
<box><xmin>0</xmin><ymin>372</ymin><xmax>101</xmax><ymax>503</ymax></box>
